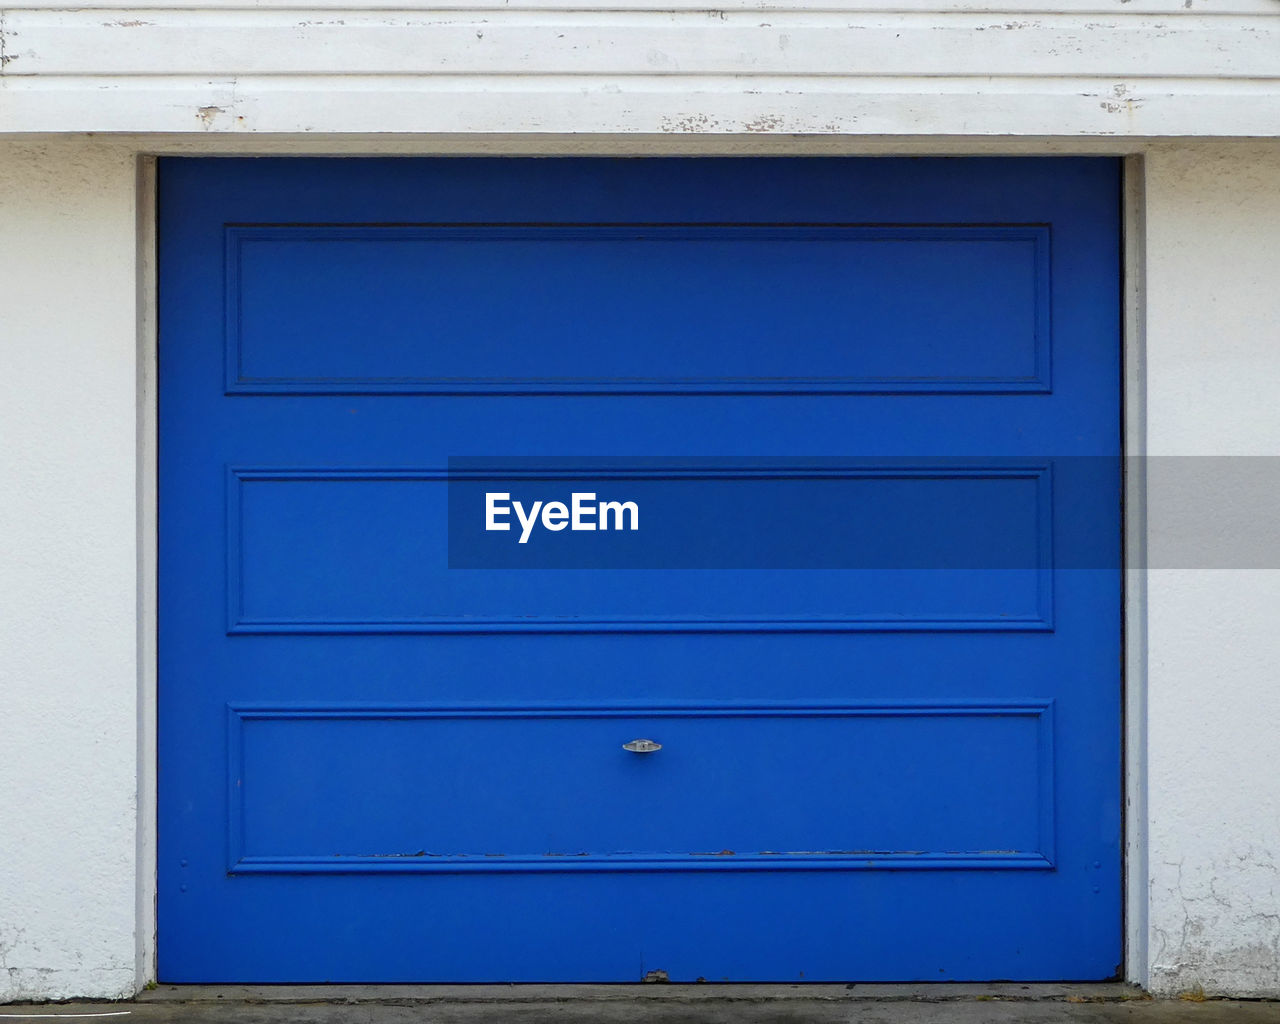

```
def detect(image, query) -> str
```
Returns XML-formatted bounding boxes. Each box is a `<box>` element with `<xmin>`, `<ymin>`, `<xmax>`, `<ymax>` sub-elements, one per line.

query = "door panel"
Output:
<box><xmin>159</xmin><ymin>156</ymin><xmax>1122</xmax><ymax>982</ymax></box>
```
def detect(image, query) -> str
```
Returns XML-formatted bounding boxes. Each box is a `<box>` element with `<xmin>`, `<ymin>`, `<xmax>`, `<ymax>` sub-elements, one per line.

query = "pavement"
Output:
<box><xmin>2</xmin><ymin>986</ymin><xmax>1279</xmax><ymax>1024</ymax></box>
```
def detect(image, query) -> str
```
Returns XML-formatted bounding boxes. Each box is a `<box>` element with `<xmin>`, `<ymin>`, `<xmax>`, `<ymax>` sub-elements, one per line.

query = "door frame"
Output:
<box><xmin>133</xmin><ymin>148</ymin><xmax>1148</xmax><ymax>987</ymax></box>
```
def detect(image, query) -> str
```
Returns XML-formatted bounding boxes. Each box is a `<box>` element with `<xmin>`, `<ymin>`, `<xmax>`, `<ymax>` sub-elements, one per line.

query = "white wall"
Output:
<box><xmin>1144</xmin><ymin>143</ymin><xmax>1280</xmax><ymax>998</ymax></box>
<box><xmin>1</xmin><ymin>136</ymin><xmax>1280</xmax><ymax>1001</ymax></box>
<box><xmin>0</xmin><ymin>140</ymin><xmax>140</xmax><ymax>1002</ymax></box>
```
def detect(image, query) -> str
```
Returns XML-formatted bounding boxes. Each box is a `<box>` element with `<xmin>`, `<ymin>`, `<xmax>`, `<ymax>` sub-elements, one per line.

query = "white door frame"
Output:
<box><xmin>133</xmin><ymin>144</ymin><xmax>1148</xmax><ymax>988</ymax></box>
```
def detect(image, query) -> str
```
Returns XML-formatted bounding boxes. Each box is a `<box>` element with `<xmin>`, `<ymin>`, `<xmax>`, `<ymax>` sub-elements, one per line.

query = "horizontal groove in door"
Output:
<box><xmin>227</xmin><ymin>701</ymin><xmax>1057</xmax><ymax>874</ymax></box>
<box><xmin>226</xmin><ymin>465</ymin><xmax>1055</xmax><ymax>633</ymax></box>
<box><xmin>225</xmin><ymin>224</ymin><xmax>1051</xmax><ymax>395</ymax></box>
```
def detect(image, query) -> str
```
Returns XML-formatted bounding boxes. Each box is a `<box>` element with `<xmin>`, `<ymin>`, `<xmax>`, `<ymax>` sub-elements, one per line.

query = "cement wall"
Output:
<box><xmin>1144</xmin><ymin>144</ymin><xmax>1280</xmax><ymax>998</ymax></box>
<box><xmin>0</xmin><ymin>139</ymin><xmax>140</xmax><ymax>1001</ymax></box>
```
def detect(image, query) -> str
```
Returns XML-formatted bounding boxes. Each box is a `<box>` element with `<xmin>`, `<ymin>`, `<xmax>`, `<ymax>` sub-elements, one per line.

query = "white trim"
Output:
<box><xmin>13</xmin><ymin>10</ymin><xmax>1278</xmax><ymax>78</ymax></box>
<box><xmin>1122</xmin><ymin>153</ymin><xmax>1148</xmax><ymax>990</ymax></box>
<box><xmin>6</xmin><ymin>78</ymin><xmax>1280</xmax><ymax>138</ymax></box>
<box><xmin>3</xmin><ymin>5</ymin><xmax>1279</xmax><ymax>137</ymax></box>
<box><xmin>135</xmin><ymin>152</ymin><xmax>159</xmax><ymax>992</ymax></box>
<box><xmin>10</xmin><ymin>0</ymin><xmax>1277</xmax><ymax>10</ymax></box>
<box><xmin>78</xmin><ymin>134</ymin><xmax>1162</xmax><ymax>155</ymax></box>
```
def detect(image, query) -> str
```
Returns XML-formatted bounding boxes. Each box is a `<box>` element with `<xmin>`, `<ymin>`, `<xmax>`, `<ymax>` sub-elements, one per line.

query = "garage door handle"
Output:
<box><xmin>623</xmin><ymin>739</ymin><xmax>662</xmax><ymax>753</ymax></box>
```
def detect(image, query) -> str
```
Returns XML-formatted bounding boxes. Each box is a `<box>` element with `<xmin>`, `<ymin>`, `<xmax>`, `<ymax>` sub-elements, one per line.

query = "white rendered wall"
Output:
<box><xmin>0</xmin><ymin>140</ymin><xmax>140</xmax><ymax>1002</ymax></box>
<box><xmin>1143</xmin><ymin>143</ymin><xmax>1280</xmax><ymax>998</ymax></box>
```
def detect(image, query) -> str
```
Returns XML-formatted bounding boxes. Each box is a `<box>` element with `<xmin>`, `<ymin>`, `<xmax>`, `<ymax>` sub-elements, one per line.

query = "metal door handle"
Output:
<box><xmin>623</xmin><ymin>738</ymin><xmax>662</xmax><ymax>753</ymax></box>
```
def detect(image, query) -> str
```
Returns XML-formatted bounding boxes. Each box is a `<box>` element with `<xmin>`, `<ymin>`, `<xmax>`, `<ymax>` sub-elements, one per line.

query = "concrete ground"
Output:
<box><xmin>2</xmin><ymin>986</ymin><xmax>1279</xmax><ymax>1023</ymax></box>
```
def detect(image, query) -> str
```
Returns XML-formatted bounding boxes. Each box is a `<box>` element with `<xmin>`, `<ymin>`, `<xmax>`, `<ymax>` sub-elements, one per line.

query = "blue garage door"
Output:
<box><xmin>158</xmin><ymin>157</ymin><xmax>1121</xmax><ymax>982</ymax></box>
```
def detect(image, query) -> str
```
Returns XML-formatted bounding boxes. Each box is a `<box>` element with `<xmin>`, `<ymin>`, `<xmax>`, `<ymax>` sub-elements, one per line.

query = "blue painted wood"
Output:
<box><xmin>227</xmin><ymin>465</ymin><xmax>1056</xmax><ymax>632</ymax></box>
<box><xmin>226</xmin><ymin>225</ymin><xmax>1052</xmax><ymax>393</ymax></box>
<box><xmin>159</xmin><ymin>157</ymin><xmax>1122</xmax><ymax>983</ymax></box>
<box><xmin>225</xmin><ymin>701</ymin><xmax>1057</xmax><ymax>874</ymax></box>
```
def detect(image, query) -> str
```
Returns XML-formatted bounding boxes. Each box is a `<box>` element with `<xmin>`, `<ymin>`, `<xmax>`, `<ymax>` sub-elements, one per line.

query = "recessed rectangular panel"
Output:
<box><xmin>226</xmin><ymin>226</ymin><xmax>1051</xmax><ymax>394</ymax></box>
<box><xmin>228</xmin><ymin>703</ymin><xmax>1055</xmax><ymax>873</ymax></box>
<box><xmin>228</xmin><ymin>466</ymin><xmax>1053</xmax><ymax>632</ymax></box>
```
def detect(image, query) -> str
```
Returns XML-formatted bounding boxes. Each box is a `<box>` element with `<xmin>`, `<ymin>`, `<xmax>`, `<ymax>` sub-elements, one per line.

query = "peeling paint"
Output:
<box><xmin>660</xmin><ymin>112</ymin><xmax>720</xmax><ymax>133</ymax></box>
<box><xmin>0</xmin><ymin>11</ymin><xmax>13</xmax><ymax>70</ymax></box>
<box><xmin>196</xmin><ymin>104</ymin><xmax>225</xmax><ymax>129</ymax></box>
<box><xmin>1150</xmin><ymin>846</ymin><xmax>1280</xmax><ymax>997</ymax></box>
